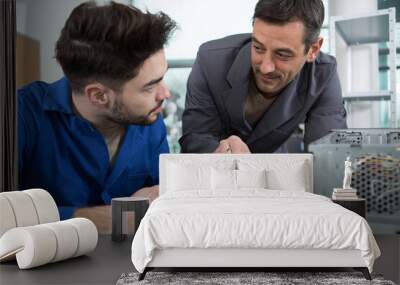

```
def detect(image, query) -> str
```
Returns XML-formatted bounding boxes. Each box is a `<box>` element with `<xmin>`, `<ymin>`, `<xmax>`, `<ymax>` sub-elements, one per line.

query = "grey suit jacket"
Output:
<box><xmin>179</xmin><ymin>34</ymin><xmax>347</xmax><ymax>153</ymax></box>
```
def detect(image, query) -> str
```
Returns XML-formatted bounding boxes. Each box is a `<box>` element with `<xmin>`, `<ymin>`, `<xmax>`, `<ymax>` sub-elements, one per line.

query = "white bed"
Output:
<box><xmin>131</xmin><ymin>154</ymin><xmax>380</xmax><ymax>280</ymax></box>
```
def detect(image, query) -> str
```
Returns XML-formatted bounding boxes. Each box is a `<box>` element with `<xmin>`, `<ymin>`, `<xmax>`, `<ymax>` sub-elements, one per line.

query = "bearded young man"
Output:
<box><xmin>18</xmin><ymin>1</ymin><xmax>176</xmax><ymax>233</ymax></box>
<box><xmin>180</xmin><ymin>0</ymin><xmax>347</xmax><ymax>154</ymax></box>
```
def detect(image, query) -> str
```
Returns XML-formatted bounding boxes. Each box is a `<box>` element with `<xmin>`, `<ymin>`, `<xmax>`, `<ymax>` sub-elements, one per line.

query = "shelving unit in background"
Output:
<box><xmin>330</xmin><ymin>8</ymin><xmax>397</xmax><ymax>127</ymax></box>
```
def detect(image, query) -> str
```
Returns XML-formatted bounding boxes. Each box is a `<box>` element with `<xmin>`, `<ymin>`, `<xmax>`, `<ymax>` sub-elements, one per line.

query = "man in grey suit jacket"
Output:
<box><xmin>180</xmin><ymin>0</ymin><xmax>347</xmax><ymax>154</ymax></box>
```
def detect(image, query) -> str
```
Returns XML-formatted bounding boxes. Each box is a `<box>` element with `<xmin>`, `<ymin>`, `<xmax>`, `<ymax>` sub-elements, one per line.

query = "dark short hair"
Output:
<box><xmin>253</xmin><ymin>0</ymin><xmax>324</xmax><ymax>52</ymax></box>
<box><xmin>55</xmin><ymin>1</ymin><xmax>176</xmax><ymax>93</ymax></box>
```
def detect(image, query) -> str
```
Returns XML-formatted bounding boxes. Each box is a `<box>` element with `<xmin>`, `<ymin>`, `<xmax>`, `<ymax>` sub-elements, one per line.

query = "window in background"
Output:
<box><xmin>162</xmin><ymin>67</ymin><xmax>191</xmax><ymax>153</ymax></box>
<box><xmin>133</xmin><ymin>0</ymin><xmax>330</xmax><ymax>152</ymax></box>
<box><xmin>133</xmin><ymin>0</ymin><xmax>258</xmax><ymax>60</ymax></box>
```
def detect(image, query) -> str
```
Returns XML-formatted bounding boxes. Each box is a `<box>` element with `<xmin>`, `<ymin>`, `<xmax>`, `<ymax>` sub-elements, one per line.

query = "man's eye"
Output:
<box><xmin>144</xmin><ymin>86</ymin><xmax>155</xmax><ymax>92</ymax></box>
<box><xmin>253</xmin><ymin>45</ymin><xmax>264</xmax><ymax>53</ymax></box>
<box><xmin>276</xmin><ymin>53</ymin><xmax>291</xmax><ymax>59</ymax></box>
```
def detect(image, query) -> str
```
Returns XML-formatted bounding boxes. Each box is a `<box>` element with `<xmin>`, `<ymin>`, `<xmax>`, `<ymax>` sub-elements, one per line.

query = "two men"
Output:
<box><xmin>180</xmin><ymin>0</ymin><xmax>347</xmax><ymax>154</ymax></box>
<box><xmin>18</xmin><ymin>0</ymin><xmax>346</xmax><ymax>231</ymax></box>
<box><xmin>18</xmin><ymin>1</ymin><xmax>176</xmax><ymax>232</ymax></box>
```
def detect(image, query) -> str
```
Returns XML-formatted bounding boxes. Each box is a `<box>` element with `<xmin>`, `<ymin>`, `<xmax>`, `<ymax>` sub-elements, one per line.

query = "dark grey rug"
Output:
<box><xmin>116</xmin><ymin>272</ymin><xmax>396</xmax><ymax>285</ymax></box>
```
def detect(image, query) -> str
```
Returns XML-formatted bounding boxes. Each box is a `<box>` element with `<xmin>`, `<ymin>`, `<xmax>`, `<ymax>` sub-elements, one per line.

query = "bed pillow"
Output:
<box><xmin>211</xmin><ymin>169</ymin><xmax>268</xmax><ymax>190</ymax></box>
<box><xmin>236</xmin><ymin>169</ymin><xmax>267</xmax><ymax>189</ymax></box>
<box><xmin>211</xmin><ymin>168</ymin><xmax>237</xmax><ymax>190</ymax></box>
<box><xmin>266</xmin><ymin>163</ymin><xmax>307</xmax><ymax>191</ymax></box>
<box><xmin>167</xmin><ymin>162</ymin><xmax>211</xmax><ymax>192</ymax></box>
<box><xmin>237</xmin><ymin>159</ymin><xmax>309</xmax><ymax>192</ymax></box>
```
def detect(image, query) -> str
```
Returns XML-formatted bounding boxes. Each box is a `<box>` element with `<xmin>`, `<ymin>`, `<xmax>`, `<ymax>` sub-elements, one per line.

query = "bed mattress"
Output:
<box><xmin>131</xmin><ymin>190</ymin><xmax>380</xmax><ymax>273</ymax></box>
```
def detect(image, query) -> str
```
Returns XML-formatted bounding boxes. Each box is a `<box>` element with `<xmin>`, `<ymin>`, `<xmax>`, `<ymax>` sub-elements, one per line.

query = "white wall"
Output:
<box><xmin>134</xmin><ymin>0</ymin><xmax>258</xmax><ymax>60</ymax></box>
<box><xmin>16</xmin><ymin>1</ymin><xmax>27</xmax><ymax>34</ymax></box>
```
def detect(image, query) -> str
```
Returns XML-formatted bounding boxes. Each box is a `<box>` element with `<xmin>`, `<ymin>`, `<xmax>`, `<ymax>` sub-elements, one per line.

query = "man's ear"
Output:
<box><xmin>83</xmin><ymin>83</ymin><xmax>109</xmax><ymax>107</ymax></box>
<box><xmin>306</xmin><ymin>37</ymin><xmax>323</xmax><ymax>62</ymax></box>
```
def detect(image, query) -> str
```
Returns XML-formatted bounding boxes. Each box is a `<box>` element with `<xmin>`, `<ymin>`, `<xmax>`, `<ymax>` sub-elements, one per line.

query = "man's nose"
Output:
<box><xmin>157</xmin><ymin>81</ymin><xmax>171</xmax><ymax>101</ymax></box>
<box><xmin>259</xmin><ymin>54</ymin><xmax>275</xmax><ymax>74</ymax></box>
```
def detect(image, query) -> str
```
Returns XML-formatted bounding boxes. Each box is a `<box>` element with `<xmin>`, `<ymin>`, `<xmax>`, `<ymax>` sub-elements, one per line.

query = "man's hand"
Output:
<box><xmin>132</xmin><ymin>185</ymin><xmax>159</xmax><ymax>202</ymax></box>
<box><xmin>73</xmin><ymin>205</ymin><xmax>112</xmax><ymax>234</ymax></box>
<box><xmin>214</xmin><ymin>135</ymin><xmax>251</xmax><ymax>154</ymax></box>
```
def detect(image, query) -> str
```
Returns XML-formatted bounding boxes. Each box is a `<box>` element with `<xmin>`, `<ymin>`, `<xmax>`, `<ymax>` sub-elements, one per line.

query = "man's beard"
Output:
<box><xmin>108</xmin><ymin>99</ymin><xmax>157</xmax><ymax>126</ymax></box>
<box><xmin>253</xmin><ymin>68</ymin><xmax>284</xmax><ymax>97</ymax></box>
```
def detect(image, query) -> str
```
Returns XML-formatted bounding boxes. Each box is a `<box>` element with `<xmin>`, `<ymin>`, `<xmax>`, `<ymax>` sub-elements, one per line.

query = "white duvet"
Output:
<box><xmin>131</xmin><ymin>190</ymin><xmax>380</xmax><ymax>273</ymax></box>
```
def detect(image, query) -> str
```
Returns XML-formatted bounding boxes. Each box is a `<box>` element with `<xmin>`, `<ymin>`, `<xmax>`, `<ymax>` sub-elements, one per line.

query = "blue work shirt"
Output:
<box><xmin>18</xmin><ymin>77</ymin><xmax>169</xmax><ymax>220</ymax></box>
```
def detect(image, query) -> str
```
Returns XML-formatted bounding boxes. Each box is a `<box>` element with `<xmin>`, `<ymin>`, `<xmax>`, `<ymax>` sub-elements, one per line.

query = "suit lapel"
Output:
<box><xmin>221</xmin><ymin>41</ymin><xmax>252</xmax><ymax>135</ymax></box>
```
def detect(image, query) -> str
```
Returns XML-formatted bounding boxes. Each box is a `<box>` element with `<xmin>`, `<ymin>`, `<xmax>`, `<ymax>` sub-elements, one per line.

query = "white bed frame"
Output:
<box><xmin>148</xmin><ymin>248</ymin><xmax>365</xmax><ymax>268</ymax></box>
<box><xmin>140</xmin><ymin>154</ymin><xmax>371</xmax><ymax>280</ymax></box>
